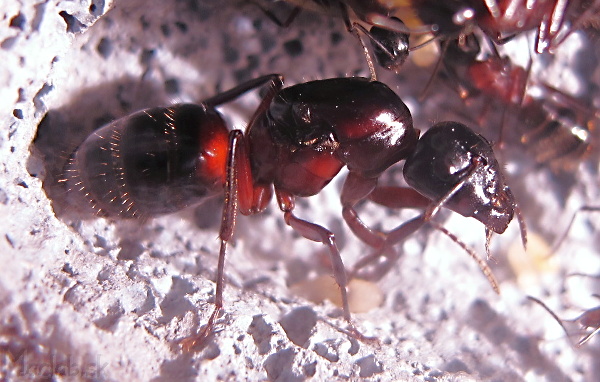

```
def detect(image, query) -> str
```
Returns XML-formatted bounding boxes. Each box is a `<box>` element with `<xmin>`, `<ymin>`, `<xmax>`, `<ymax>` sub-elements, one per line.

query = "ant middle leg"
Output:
<box><xmin>180</xmin><ymin>129</ymin><xmax>247</xmax><ymax>351</ymax></box>
<box><xmin>275</xmin><ymin>189</ymin><xmax>374</xmax><ymax>341</ymax></box>
<box><xmin>180</xmin><ymin>76</ymin><xmax>285</xmax><ymax>351</ymax></box>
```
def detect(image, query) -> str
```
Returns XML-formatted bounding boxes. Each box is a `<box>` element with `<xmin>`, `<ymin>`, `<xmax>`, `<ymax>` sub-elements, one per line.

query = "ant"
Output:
<box><xmin>255</xmin><ymin>0</ymin><xmax>431</xmax><ymax>78</ymax></box>
<box><xmin>529</xmin><ymin>295</ymin><xmax>600</xmax><ymax>346</ymax></box>
<box><xmin>550</xmin><ymin>205</ymin><xmax>600</xmax><ymax>254</ymax></box>
<box><xmin>263</xmin><ymin>1</ymin><xmax>600</xmax><ymax>81</ymax></box>
<box><xmin>62</xmin><ymin>73</ymin><xmax>525</xmax><ymax>351</ymax></box>
<box><xmin>429</xmin><ymin>32</ymin><xmax>596</xmax><ymax>170</ymax></box>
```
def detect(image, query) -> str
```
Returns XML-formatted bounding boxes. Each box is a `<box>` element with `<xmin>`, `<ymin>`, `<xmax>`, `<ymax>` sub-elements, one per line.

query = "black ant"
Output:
<box><xmin>62</xmin><ymin>73</ymin><xmax>525</xmax><ymax>351</ymax></box>
<box><xmin>529</xmin><ymin>295</ymin><xmax>600</xmax><ymax>346</ymax></box>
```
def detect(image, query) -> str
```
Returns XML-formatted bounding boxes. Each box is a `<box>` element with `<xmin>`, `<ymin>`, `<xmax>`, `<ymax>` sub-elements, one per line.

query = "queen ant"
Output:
<box><xmin>62</xmin><ymin>73</ymin><xmax>526</xmax><ymax>351</ymax></box>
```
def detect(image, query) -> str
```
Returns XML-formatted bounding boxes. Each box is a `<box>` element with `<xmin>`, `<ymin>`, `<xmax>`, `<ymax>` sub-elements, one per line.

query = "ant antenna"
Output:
<box><xmin>551</xmin><ymin>206</ymin><xmax>600</xmax><ymax>254</ymax></box>
<box><xmin>514</xmin><ymin>203</ymin><xmax>528</xmax><ymax>250</ymax></box>
<box><xmin>430</xmin><ymin>221</ymin><xmax>500</xmax><ymax>293</ymax></box>
<box><xmin>527</xmin><ymin>296</ymin><xmax>573</xmax><ymax>343</ymax></box>
<box><xmin>418</xmin><ymin>38</ymin><xmax>449</xmax><ymax>101</ymax></box>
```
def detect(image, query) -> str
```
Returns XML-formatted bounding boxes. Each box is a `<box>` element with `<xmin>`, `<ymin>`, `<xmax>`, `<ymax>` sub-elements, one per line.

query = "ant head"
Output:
<box><xmin>368</xmin><ymin>17</ymin><xmax>410</xmax><ymax>73</ymax></box>
<box><xmin>403</xmin><ymin>121</ymin><xmax>515</xmax><ymax>234</ymax></box>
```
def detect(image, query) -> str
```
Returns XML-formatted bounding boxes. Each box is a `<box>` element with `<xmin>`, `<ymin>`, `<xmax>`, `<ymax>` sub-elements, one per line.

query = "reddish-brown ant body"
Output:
<box><xmin>63</xmin><ymin>73</ymin><xmax>524</xmax><ymax>350</ymax></box>
<box><xmin>435</xmin><ymin>34</ymin><xmax>596</xmax><ymax>170</ymax></box>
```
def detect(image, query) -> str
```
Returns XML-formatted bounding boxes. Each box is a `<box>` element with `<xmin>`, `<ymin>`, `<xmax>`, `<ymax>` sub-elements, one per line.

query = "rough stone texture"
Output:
<box><xmin>2</xmin><ymin>0</ymin><xmax>600</xmax><ymax>381</ymax></box>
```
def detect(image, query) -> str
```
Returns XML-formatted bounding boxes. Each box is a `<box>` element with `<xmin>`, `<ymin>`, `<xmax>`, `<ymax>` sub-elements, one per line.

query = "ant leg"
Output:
<box><xmin>345</xmin><ymin>158</ymin><xmax>501</xmax><ymax>290</ymax></box>
<box><xmin>341</xmin><ymin>173</ymin><xmax>430</xmax><ymax>246</ymax></box>
<box><xmin>349</xmin><ymin>215</ymin><xmax>426</xmax><ymax>279</ymax></box>
<box><xmin>336</xmin><ymin>1</ymin><xmax>377</xmax><ymax>80</ymax></box>
<box><xmin>418</xmin><ymin>38</ymin><xmax>449</xmax><ymax>101</ymax></box>
<box><xmin>202</xmin><ymin>74</ymin><xmax>283</xmax><ymax>109</ymax></box>
<box><xmin>180</xmin><ymin>129</ymin><xmax>252</xmax><ymax>351</ymax></box>
<box><xmin>249</xmin><ymin>1</ymin><xmax>302</xmax><ymax>28</ymax></box>
<box><xmin>552</xmin><ymin>206</ymin><xmax>600</xmax><ymax>254</ymax></box>
<box><xmin>529</xmin><ymin>295</ymin><xmax>600</xmax><ymax>346</ymax></box>
<box><xmin>528</xmin><ymin>296</ymin><xmax>574</xmax><ymax>345</ymax></box>
<box><xmin>341</xmin><ymin>172</ymin><xmax>429</xmax><ymax>278</ymax></box>
<box><xmin>548</xmin><ymin>0</ymin><xmax>600</xmax><ymax>51</ymax></box>
<box><xmin>276</xmin><ymin>189</ymin><xmax>371</xmax><ymax>340</ymax></box>
<box><xmin>535</xmin><ymin>0</ymin><xmax>569</xmax><ymax>53</ymax></box>
<box><xmin>482</xmin><ymin>0</ymin><xmax>501</xmax><ymax>19</ymax></box>
<box><xmin>181</xmin><ymin>69</ymin><xmax>287</xmax><ymax>349</ymax></box>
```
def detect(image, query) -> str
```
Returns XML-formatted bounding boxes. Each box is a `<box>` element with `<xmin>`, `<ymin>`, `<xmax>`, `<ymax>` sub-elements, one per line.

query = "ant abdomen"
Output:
<box><xmin>403</xmin><ymin>121</ymin><xmax>516</xmax><ymax>234</ymax></box>
<box><xmin>63</xmin><ymin>104</ymin><xmax>230</xmax><ymax>219</ymax></box>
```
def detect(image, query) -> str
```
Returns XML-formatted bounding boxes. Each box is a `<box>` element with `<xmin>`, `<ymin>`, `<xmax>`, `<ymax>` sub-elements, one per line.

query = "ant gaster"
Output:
<box><xmin>62</xmin><ymin>74</ymin><xmax>525</xmax><ymax>350</ymax></box>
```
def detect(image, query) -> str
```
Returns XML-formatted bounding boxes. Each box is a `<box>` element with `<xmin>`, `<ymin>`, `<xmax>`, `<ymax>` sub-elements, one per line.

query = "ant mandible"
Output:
<box><xmin>63</xmin><ymin>73</ymin><xmax>524</xmax><ymax>351</ymax></box>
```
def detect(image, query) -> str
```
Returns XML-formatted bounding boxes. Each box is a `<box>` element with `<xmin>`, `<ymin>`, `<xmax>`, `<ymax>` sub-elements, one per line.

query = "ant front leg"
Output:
<box><xmin>342</xmin><ymin>150</ymin><xmax>501</xmax><ymax>293</ymax></box>
<box><xmin>275</xmin><ymin>189</ymin><xmax>372</xmax><ymax>341</ymax></box>
<box><xmin>341</xmin><ymin>172</ymin><xmax>430</xmax><ymax>280</ymax></box>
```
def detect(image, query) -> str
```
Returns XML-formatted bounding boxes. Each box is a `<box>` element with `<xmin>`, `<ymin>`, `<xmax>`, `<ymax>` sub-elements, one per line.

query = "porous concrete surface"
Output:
<box><xmin>2</xmin><ymin>0</ymin><xmax>600</xmax><ymax>381</ymax></box>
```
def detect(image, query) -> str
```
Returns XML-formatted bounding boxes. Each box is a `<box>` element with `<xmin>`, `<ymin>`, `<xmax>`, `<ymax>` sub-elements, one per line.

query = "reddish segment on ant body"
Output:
<box><xmin>529</xmin><ymin>296</ymin><xmax>600</xmax><ymax>346</ymax></box>
<box><xmin>63</xmin><ymin>73</ymin><xmax>525</xmax><ymax>351</ymax></box>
